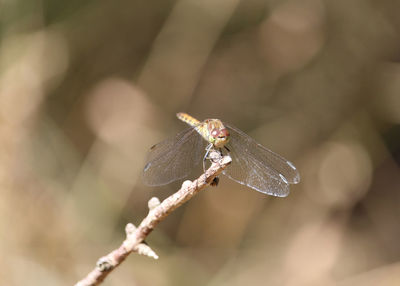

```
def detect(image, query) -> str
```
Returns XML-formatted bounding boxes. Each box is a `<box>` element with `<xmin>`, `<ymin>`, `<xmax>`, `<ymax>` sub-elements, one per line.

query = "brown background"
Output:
<box><xmin>1</xmin><ymin>0</ymin><xmax>400</xmax><ymax>285</ymax></box>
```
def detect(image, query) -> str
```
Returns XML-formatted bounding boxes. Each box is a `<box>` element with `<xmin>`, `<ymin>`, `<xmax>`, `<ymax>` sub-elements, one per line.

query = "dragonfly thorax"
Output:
<box><xmin>198</xmin><ymin>119</ymin><xmax>230</xmax><ymax>148</ymax></box>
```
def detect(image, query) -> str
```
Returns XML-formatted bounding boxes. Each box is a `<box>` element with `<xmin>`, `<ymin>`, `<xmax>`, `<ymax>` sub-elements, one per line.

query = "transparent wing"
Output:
<box><xmin>223</xmin><ymin>123</ymin><xmax>300</xmax><ymax>197</ymax></box>
<box><xmin>143</xmin><ymin>127</ymin><xmax>206</xmax><ymax>186</ymax></box>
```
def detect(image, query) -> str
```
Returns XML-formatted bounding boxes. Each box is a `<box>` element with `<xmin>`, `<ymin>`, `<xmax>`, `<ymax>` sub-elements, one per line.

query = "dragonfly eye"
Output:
<box><xmin>211</xmin><ymin>129</ymin><xmax>219</xmax><ymax>138</ymax></box>
<box><xmin>218</xmin><ymin>128</ymin><xmax>230</xmax><ymax>138</ymax></box>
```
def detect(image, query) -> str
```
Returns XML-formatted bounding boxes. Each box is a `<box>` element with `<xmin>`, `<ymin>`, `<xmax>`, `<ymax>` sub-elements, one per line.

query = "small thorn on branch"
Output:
<box><xmin>125</xmin><ymin>223</ymin><xmax>136</xmax><ymax>235</ymax></box>
<box><xmin>125</xmin><ymin>222</ymin><xmax>159</xmax><ymax>259</ymax></box>
<box><xmin>182</xmin><ymin>180</ymin><xmax>192</xmax><ymax>189</ymax></box>
<box><xmin>134</xmin><ymin>243</ymin><xmax>159</xmax><ymax>260</ymax></box>
<box><xmin>96</xmin><ymin>257</ymin><xmax>115</xmax><ymax>272</ymax></box>
<box><xmin>148</xmin><ymin>197</ymin><xmax>161</xmax><ymax>211</ymax></box>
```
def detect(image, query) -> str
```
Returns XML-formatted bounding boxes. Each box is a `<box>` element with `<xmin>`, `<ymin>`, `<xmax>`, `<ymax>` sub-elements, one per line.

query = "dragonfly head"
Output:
<box><xmin>211</xmin><ymin>127</ymin><xmax>230</xmax><ymax>148</ymax></box>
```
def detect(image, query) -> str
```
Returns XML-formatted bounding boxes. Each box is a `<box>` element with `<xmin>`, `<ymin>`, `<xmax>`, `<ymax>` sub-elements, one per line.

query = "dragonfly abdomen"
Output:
<box><xmin>177</xmin><ymin>112</ymin><xmax>200</xmax><ymax>127</ymax></box>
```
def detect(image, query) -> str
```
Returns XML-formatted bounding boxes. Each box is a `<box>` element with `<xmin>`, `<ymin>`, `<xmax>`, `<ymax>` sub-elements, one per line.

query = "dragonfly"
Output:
<box><xmin>143</xmin><ymin>112</ymin><xmax>300</xmax><ymax>197</ymax></box>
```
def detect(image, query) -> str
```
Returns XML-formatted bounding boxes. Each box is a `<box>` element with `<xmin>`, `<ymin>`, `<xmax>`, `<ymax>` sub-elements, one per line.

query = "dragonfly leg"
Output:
<box><xmin>210</xmin><ymin>176</ymin><xmax>219</xmax><ymax>187</ymax></box>
<box><xmin>204</xmin><ymin>143</ymin><xmax>222</xmax><ymax>187</ymax></box>
<box><xmin>224</xmin><ymin>145</ymin><xmax>230</xmax><ymax>153</ymax></box>
<box><xmin>203</xmin><ymin>143</ymin><xmax>213</xmax><ymax>173</ymax></box>
<box><xmin>204</xmin><ymin>144</ymin><xmax>223</xmax><ymax>187</ymax></box>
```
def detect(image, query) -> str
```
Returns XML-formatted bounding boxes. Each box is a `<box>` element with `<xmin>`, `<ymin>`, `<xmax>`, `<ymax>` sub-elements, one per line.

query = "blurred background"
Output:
<box><xmin>1</xmin><ymin>0</ymin><xmax>400</xmax><ymax>285</ymax></box>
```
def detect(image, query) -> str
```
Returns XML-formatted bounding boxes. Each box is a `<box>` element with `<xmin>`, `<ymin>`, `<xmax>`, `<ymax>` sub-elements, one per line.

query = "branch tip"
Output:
<box><xmin>209</xmin><ymin>150</ymin><xmax>222</xmax><ymax>162</ymax></box>
<box><xmin>221</xmin><ymin>155</ymin><xmax>232</xmax><ymax>165</ymax></box>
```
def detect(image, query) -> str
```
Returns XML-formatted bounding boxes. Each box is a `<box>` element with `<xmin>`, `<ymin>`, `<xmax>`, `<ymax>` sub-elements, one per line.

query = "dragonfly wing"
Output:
<box><xmin>223</xmin><ymin>123</ymin><xmax>300</xmax><ymax>197</ymax></box>
<box><xmin>143</xmin><ymin>127</ymin><xmax>206</xmax><ymax>186</ymax></box>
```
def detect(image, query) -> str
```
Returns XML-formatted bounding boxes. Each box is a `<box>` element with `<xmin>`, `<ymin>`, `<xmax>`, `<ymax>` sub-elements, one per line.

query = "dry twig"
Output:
<box><xmin>75</xmin><ymin>154</ymin><xmax>232</xmax><ymax>286</ymax></box>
